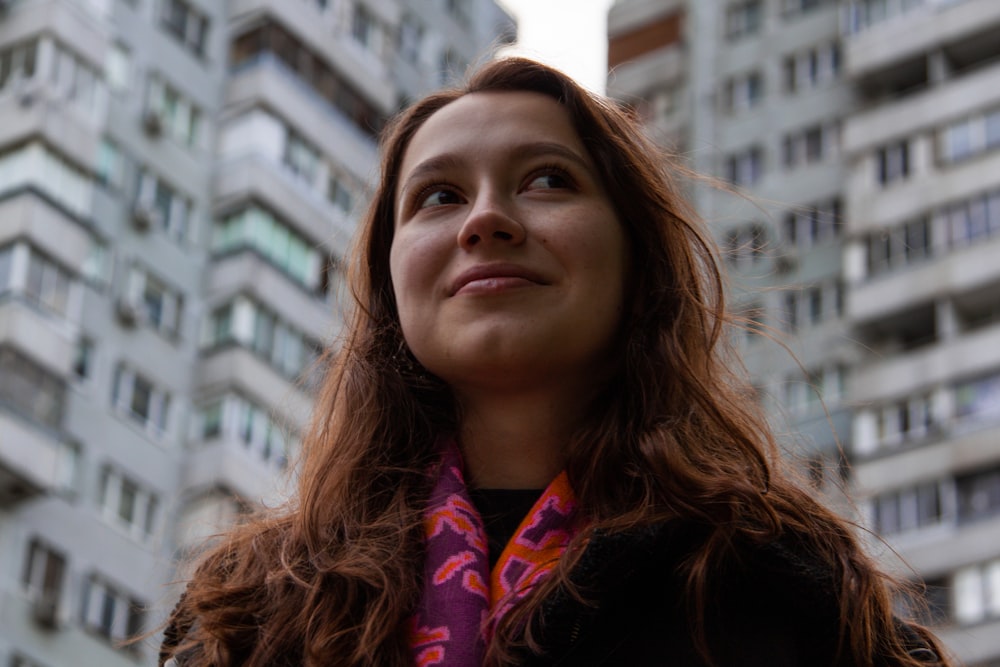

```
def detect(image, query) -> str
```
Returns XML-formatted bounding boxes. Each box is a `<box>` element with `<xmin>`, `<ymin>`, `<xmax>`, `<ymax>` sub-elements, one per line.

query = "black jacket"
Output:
<box><xmin>515</xmin><ymin>520</ymin><xmax>942</xmax><ymax>666</ymax></box>
<box><xmin>161</xmin><ymin>519</ymin><xmax>942</xmax><ymax>666</ymax></box>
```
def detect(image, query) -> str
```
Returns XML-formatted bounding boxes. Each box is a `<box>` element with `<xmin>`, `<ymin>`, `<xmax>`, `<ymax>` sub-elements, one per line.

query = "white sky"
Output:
<box><xmin>498</xmin><ymin>0</ymin><xmax>616</xmax><ymax>94</ymax></box>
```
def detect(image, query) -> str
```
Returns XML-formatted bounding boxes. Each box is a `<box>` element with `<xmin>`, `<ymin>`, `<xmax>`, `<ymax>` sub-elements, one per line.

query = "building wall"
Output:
<box><xmin>606</xmin><ymin>0</ymin><xmax>1000</xmax><ymax>664</ymax></box>
<box><xmin>0</xmin><ymin>0</ymin><xmax>514</xmax><ymax>665</ymax></box>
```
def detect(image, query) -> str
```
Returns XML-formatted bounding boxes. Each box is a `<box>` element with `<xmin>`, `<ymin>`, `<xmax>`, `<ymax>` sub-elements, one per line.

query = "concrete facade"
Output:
<box><xmin>0</xmin><ymin>0</ymin><xmax>514</xmax><ymax>665</ymax></box>
<box><xmin>607</xmin><ymin>0</ymin><xmax>1000</xmax><ymax>664</ymax></box>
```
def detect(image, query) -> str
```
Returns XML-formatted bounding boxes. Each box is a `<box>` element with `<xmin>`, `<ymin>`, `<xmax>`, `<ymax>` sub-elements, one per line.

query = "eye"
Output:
<box><xmin>418</xmin><ymin>187</ymin><xmax>463</xmax><ymax>209</ymax></box>
<box><xmin>525</xmin><ymin>168</ymin><xmax>574</xmax><ymax>191</ymax></box>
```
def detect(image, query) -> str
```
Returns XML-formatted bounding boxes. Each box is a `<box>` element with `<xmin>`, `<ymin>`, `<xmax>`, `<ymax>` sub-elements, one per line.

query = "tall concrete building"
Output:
<box><xmin>0</xmin><ymin>1</ymin><xmax>514</xmax><ymax>665</ymax></box>
<box><xmin>607</xmin><ymin>0</ymin><xmax>1000</xmax><ymax>665</ymax></box>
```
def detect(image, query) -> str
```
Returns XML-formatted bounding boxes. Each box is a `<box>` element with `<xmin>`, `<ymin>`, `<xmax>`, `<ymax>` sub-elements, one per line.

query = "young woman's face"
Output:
<box><xmin>389</xmin><ymin>91</ymin><xmax>628</xmax><ymax>394</ymax></box>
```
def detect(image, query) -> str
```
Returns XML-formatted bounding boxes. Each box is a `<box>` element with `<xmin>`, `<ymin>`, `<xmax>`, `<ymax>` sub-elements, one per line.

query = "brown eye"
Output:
<box><xmin>419</xmin><ymin>188</ymin><xmax>463</xmax><ymax>209</ymax></box>
<box><xmin>525</xmin><ymin>170</ymin><xmax>573</xmax><ymax>191</ymax></box>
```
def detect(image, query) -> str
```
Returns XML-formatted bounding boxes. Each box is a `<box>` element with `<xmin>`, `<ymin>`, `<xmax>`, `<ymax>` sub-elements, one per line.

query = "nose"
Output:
<box><xmin>457</xmin><ymin>193</ymin><xmax>526</xmax><ymax>249</ymax></box>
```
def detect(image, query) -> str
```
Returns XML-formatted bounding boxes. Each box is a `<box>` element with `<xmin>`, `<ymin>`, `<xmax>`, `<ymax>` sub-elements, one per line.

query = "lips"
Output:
<box><xmin>449</xmin><ymin>263</ymin><xmax>548</xmax><ymax>296</ymax></box>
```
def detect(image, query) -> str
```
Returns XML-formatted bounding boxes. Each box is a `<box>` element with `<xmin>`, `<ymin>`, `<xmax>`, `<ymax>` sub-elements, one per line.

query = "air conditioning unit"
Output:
<box><xmin>132</xmin><ymin>205</ymin><xmax>161</xmax><ymax>232</ymax></box>
<box><xmin>32</xmin><ymin>594</ymin><xmax>60</xmax><ymax>630</ymax></box>
<box><xmin>142</xmin><ymin>110</ymin><xmax>163</xmax><ymax>137</ymax></box>
<box><xmin>116</xmin><ymin>297</ymin><xmax>147</xmax><ymax>328</ymax></box>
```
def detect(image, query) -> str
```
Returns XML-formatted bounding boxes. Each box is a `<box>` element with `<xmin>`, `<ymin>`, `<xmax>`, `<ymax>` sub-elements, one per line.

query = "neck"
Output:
<box><xmin>456</xmin><ymin>386</ymin><xmax>590</xmax><ymax>490</ymax></box>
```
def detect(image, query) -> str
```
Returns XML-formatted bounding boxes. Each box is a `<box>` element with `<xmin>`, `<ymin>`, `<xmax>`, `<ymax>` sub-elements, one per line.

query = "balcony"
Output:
<box><xmin>227</xmin><ymin>0</ymin><xmax>395</xmax><ymax>110</ymax></box>
<box><xmin>182</xmin><ymin>435</ymin><xmax>289</xmax><ymax>504</ymax></box>
<box><xmin>845</xmin><ymin>0</ymin><xmax>1000</xmax><ymax>84</ymax></box>
<box><xmin>225</xmin><ymin>54</ymin><xmax>376</xmax><ymax>174</ymax></box>
<box><xmin>0</xmin><ymin>297</ymin><xmax>76</xmax><ymax>377</ymax></box>
<box><xmin>844</xmin><ymin>61</ymin><xmax>1000</xmax><ymax>157</ymax></box>
<box><xmin>195</xmin><ymin>345</ymin><xmax>311</xmax><ymax>429</ymax></box>
<box><xmin>0</xmin><ymin>408</ymin><xmax>73</xmax><ymax>506</ymax></box>
<box><xmin>212</xmin><ymin>151</ymin><xmax>355</xmax><ymax>250</ymax></box>
<box><xmin>205</xmin><ymin>250</ymin><xmax>334</xmax><ymax>344</ymax></box>
<box><xmin>850</xmin><ymin>234</ymin><xmax>1000</xmax><ymax>325</ymax></box>
<box><xmin>852</xmin><ymin>319</ymin><xmax>1000</xmax><ymax>402</ymax></box>
<box><xmin>0</xmin><ymin>587</ymin><xmax>144</xmax><ymax>667</ymax></box>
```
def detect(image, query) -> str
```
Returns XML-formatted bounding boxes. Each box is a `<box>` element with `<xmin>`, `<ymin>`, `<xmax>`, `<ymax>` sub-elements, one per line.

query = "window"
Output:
<box><xmin>784</xmin><ymin>42</ymin><xmax>840</xmax><ymax>93</ymax></box>
<box><xmin>446</xmin><ymin>0</ymin><xmax>471</xmax><ymax>27</ymax></box>
<box><xmin>22</xmin><ymin>539</ymin><xmax>67</xmax><ymax>614</ymax></box>
<box><xmin>111</xmin><ymin>364</ymin><xmax>171</xmax><ymax>435</ymax></box>
<box><xmin>73</xmin><ymin>337</ymin><xmax>94</xmax><ymax>380</ymax></box>
<box><xmin>0</xmin><ymin>244</ymin><xmax>11</xmax><ymax>292</ymax></box>
<box><xmin>0</xmin><ymin>347</ymin><xmax>66</xmax><ymax>428</ymax></box>
<box><xmin>25</xmin><ymin>248</ymin><xmax>73</xmax><ymax>316</ymax></box>
<box><xmin>724</xmin><ymin>223</ymin><xmax>767</xmax><ymax>268</ymax></box>
<box><xmin>398</xmin><ymin>14</ymin><xmax>424</xmax><ymax>63</ymax></box>
<box><xmin>876</xmin><ymin>140</ymin><xmax>910</xmax><ymax>185</ymax></box>
<box><xmin>875</xmin><ymin>393</ymin><xmax>935</xmax><ymax>448</ymax></box>
<box><xmin>873</xmin><ymin>480</ymin><xmax>946</xmax><ymax>536</ymax></box>
<box><xmin>0</xmin><ymin>38</ymin><xmax>39</xmax><ymax>94</ymax></box>
<box><xmin>146</xmin><ymin>74</ymin><xmax>201</xmax><ymax>147</ymax></box>
<box><xmin>439</xmin><ymin>49</ymin><xmax>468</xmax><ymax>86</ymax></box>
<box><xmin>954</xmin><ymin>558</ymin><xmax>1000</xmax><ymax>625</ymax></box>
<box><xmin>726</xmin><ymin>146</ymin><xmax>763</xmax><ymax>187</ymax></box>
<box><xmin>986</xmin><ymin>110</ymin><xmax>1000</xmax><ymax>150</ymax></box>
<box><xmin>205</xmin><ymin>296</ymin><xmax>321</xmax><ymax>381</ymax></box>
<box><xmin>328</xmin><ymin>172</ymin><xmax>354</xmax><ymax>213</ymax></box>
<box><xmin>212</xmin><ymin>207</ymin><xmax>325</xmax><ymax>294</ymax></box>
<box><xmin>197</xmin><ymin>394</ymin><xmax>295</xmax><ymax>467</ymax></box>
<box><xmin>743</xmin><ymin>303</ymin><xmax>767</xmax><ymax>342</ymax></box>
<box><xmin>176</xmin><ymin>490</ymin><xmax>246</xmax><ymax>550</ymax></box>
<box><xmin>783</xmin><ymin>197</ymin><xmax>842</xmax><ymax>249</ymax></box>
<box><xmin>134</xmin><ymin>169</ymin><xmax>192</xmax><ymax>242</ymax></box>
<box><xmin>0</xmin><ymin>142</ymin><xmax>94</xmax><ymax>219</ymax></box>
<box><xmin>782</xmin><ymin>364</ymin><xmax>844</xmax><ymax>413</ymax></box>
<box><xmin>865</xmin><ymin>216</ymin><xmax>932</xmax><ymax>277</ymax></box>
<box><xmin>352</xmin><ymin>4</ymin><xmax>375</xmax><ymax>47</ymax></box>
<box><xmin>49</xmin><ymin>42</ymin><xmax>104</xmax><ymax>118</ymax></box>
<box><xmin>95</xmin><ymin>138</ymin><xmax>125</xmax><ymax>189</ymax></box>
<box><xmin>82</xmin><ymin>239</ymin><xmax>112</xmax><ymax>287</ymax></box>
<box><xmin>123</xmin><ymin>264</ymin><xmax>183</xmax><ymax>336</ymax></box>
<box><xmin>956</xmin><ymin>465</ymin><xmax>1000</xmax><ymax>525</ymax></box>
<box><xmin>105</xmin><ymin>42</ymin><xmax>131</xmax><ymax>93</ymax></box>
<box><xmin>724</xmin><ymin>71</ymin><xmax>763</xmax><ymax>113</ymax></box>
<box><xmin>784</xmin><ymin>122</ymin><xmax>839</xmax><ymax>168</ymax></box>
<box><xmin>782</xmin><ymin>0</ymin><xmax>833</xmax><ymax>16</ymax></box>
<box><xmin>955</xmin><ymin>372</ymin><xmax>1000</xmax><ymax>426</ymax></box>
<box><xmin>80</xmin><ymin>574</ymin><xmax>145</xmax><ymax>648</ymax></box>
<box><xmin>161</xmin><ymin>0</ymin><xmax>209</xmax><ymax>57</ymax></box>
<box><xmin>940</xmin><ymin>108</ymin><xmax>1000</xmax><ymax>165</ymax></box>
<box><xmin>98</xmin><ymin>465</ymin><xmax>159</xmax><ymax>540</ymax></box>
<box><xmin>283</xmin><ymin>129</ymin><xmax>321</xmax><ymax>186</ymax></box>
<box><xmin>782</xmin><ymin>280</ymin><xmax>843</xmax><ymax>332</ymax></box>
<box><xmin>725</xmin><ymin>0</ymin><xmax>762</xmax><ymax>40</ymax></box>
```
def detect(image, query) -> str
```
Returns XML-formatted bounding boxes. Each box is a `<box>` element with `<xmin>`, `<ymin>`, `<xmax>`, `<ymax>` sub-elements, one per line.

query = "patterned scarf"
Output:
<box><xmin>409</xmin><ymin>443</ymin><xmax>577</xmax><ymax>667</ymax></box>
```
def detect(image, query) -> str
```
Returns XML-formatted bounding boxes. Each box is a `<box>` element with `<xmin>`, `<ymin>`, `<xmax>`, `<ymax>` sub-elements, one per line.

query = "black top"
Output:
<box><xmin>468</xmin><ymin>488</ymin><xmax>543</xmax><ymax>569</ymax></box>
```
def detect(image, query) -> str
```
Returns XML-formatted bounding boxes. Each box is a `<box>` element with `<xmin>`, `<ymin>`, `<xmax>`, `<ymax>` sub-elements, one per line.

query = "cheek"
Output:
<box><xmin>389</xmin><ymin>232</ymin><xmax>438</xmax><ymax>315</ymax></box>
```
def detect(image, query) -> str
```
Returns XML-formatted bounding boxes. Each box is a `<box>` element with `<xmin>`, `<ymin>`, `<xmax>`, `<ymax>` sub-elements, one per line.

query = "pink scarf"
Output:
<box><xmin>409</xmin><ymin>444</ymin><xmax>577</xmax><ymax>666</ymax></box>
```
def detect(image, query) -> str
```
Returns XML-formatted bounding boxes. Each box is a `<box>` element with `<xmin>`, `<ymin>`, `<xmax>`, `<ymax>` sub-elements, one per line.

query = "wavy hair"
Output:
<box><xmin>160</xmin><ymin>58</ymin><xmax>948</xmax><ymax>667</ymax></box>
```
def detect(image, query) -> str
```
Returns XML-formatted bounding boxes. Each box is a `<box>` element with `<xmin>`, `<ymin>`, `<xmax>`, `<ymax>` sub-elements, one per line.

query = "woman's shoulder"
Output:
<box><xmin>527</xmin><ymin>517</ymin><xmax>943</xmax><ymax>666</ymax></box>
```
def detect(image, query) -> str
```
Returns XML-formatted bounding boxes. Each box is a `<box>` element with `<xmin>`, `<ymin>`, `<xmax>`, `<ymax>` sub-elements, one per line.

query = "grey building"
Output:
<box><xmin>0</xmin><ymin>1</ymin><xmax>514</xmax><ymax>665</ymax></box>
<box><xmin>607</xmin><ymin>0</ymin><xmax>1000</xmax><ymax>665</ymax></box>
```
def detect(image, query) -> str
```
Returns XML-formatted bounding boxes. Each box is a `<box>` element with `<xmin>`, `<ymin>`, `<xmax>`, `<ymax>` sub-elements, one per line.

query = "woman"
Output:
<box><xmin>160</xmin><ymin>58</ymin><xmax>949</xmax><ymax>666</ymax></box>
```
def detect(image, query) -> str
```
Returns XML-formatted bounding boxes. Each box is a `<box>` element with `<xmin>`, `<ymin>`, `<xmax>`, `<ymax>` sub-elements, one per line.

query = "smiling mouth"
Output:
<box><xmin>450</xmin><ymin>264</ymin><xmax>547</xmax><ymax>296</ymax></box>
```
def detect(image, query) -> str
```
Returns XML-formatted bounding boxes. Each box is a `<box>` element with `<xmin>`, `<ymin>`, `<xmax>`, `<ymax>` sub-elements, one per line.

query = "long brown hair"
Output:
<box><xmin>161</xmin><ymin>58</ymin><xmax>948</xmax><ymax>666</ymax></box>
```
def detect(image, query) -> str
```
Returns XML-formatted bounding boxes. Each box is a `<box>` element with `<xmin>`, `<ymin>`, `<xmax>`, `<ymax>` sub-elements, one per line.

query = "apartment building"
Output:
<box><xmin>607</xmin><ymin>0</ymin><xmax>1000</xmax><ymax>664</ymax></box>
<box><xmin>0</xmin><ymin>1</ymin><xmax>514</xmax><ymax>665</ymax></box>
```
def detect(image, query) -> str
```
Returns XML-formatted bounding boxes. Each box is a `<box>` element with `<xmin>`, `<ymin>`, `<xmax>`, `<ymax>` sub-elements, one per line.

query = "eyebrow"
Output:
<box><xmin>398</xmin><ymin>141</ymin><xmax>595</xmax><ymax>200</ymax></box>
